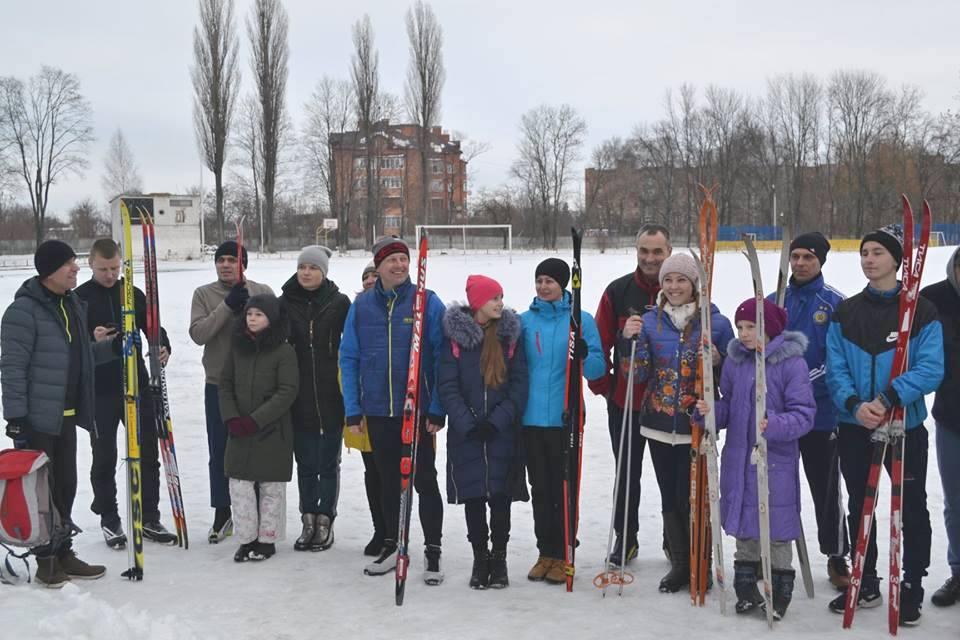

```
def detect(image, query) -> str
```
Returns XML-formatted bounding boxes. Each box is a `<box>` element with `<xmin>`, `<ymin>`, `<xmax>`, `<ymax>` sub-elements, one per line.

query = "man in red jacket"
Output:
<box><xmin>590</xmin><ymin>223</ymin><xmax>671</xmax><ymax>564</ymax></box>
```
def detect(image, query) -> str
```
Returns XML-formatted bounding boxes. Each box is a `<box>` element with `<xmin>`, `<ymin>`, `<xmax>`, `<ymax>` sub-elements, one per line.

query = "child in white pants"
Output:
<box><xmin>219</xmin><ymin>293</ymin><xmax>299</xmax><ymax>561</ymax></box>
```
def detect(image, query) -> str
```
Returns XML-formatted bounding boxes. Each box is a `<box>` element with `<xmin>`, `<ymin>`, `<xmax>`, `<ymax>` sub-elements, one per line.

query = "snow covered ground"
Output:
<box><xmin>0</xmin><ymin>246</ymin><xmax>957</xmax><ymax>639</ymax></box>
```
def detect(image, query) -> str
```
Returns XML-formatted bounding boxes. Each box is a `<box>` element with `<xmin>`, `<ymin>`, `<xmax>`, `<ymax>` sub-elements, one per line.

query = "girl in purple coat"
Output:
<box><xmin>697</xmin><ymin>297</ymin><xmax>816</xmax><ymax>620</ymax></box>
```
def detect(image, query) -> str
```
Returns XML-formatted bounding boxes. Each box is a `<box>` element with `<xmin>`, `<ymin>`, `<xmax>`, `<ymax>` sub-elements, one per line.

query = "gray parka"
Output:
<box><xmin>1</xmin><ymin>277</ymin><xmax>116</xmax><ymax>436</ymax></box>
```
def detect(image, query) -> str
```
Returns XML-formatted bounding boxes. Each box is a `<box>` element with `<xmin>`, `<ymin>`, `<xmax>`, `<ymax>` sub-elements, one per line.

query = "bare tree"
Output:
<box><xmin>192</xmin><ymin>0</ymin><xmax>241</xmax><ymax>243</ymax></box>
<box><xmin>702</xmin><ymin>85</ymin><xmax>751</xmax><ymax>225</ymax></box>
<box><xmin>512</xmin><ymin>104</ymin><xmax>587</xmax><ymax>248</ymax></box>
<box><xmin>69</xmin><ymin>198</ymin><xmax>109</xmax><ymax>238</ymax></box>
<box><xmin>233</xmin><ymin>95</ymin><xmax>263</xmax><ymax>236</ymax></box>
<box><xmin>303</xmin><ymin>76</ymin><xmax>355</xmax><ymax>248</ymax></box>
<box><xmin>828</xmin><ymin>70</ymin><xmax>892</xmax><ymax>235</ymax></box>
<box><xmin>101</xmin><ymin>129</ymin><xmax>143</xmax><ymax>199</ymax></box>
<box><xmin>246</xmin><ymin>0</ymin><xmax>289</xmax><ymax>252</ymax></box>
<box><xmin>0</xmin><ymin>67</ymin><xmax>94</xmax><ymax>247</ymax></box>
<box><xmin>351</xmin><ymin>15</ymin><xmax>380</xmax><ymax>246</ymax></box>
<box><xmin>403</xmin><ymin>0</ymin><xmax>445</xmax><ymax>228</ymax></box>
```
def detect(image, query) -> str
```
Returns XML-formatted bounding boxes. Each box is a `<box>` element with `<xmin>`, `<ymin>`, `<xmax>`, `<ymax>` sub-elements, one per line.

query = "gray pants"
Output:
<box><xmin>735</xmin><ymin>537</ymin><xmax>793</xmax><ymax>571</ymax></box>
<box><xmin>229</xmin><ymin>478</ymin><xmax>287</xmax><ymax>545</ymax></box>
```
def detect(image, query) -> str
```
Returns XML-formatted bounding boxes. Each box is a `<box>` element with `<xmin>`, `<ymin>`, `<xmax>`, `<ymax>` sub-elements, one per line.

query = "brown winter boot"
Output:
<box><xmin>35</xmin><ymin>557</ymin><xmax>70</xmax><ymax>588</ymax></box>
<box><xmin>544</xmin><ymin>558</ymin><xmax>568</xmax><ymax>585</ymax></box>
<box><xmin>58</xmin><ymin>550</ymin><xmax>106</xmax><ymax>580</ymax></box>
<box><xmin>828</xmin><ymin>556</ymin><xmax>851</xmax><ymax>591</ymax></box>
<box><xmin>527</xmin><ymin>555</ymin><xmax>553</xmax><ymax>582</ymax></box>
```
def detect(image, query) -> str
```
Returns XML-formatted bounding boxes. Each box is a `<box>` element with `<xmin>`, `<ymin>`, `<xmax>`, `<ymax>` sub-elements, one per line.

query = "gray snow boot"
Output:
<box><xmin>311</xmin><ymin>514</ymin><xmax>334</xmax><ymax>551</ymax></box>
<box><xmin>294</xmin><ymin>514</ymin><xmax>317</xmax><ymax>551</ymax></box>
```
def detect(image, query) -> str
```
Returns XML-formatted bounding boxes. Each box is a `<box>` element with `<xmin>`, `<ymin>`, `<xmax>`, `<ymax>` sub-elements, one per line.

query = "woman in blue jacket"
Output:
<box><xmin>621</xmin><ymin>252</ymin><xmax>733</xmax><ymax>593</ymax></box>
<box><xmin>520</xmin><ymin>258</ymin><xmax>605</xmax><ymax>585</ymax></box>
<box><xmin>438</xmin><ymin>275</ymin><xmax>528</xmax><ymax>590</ymax></box>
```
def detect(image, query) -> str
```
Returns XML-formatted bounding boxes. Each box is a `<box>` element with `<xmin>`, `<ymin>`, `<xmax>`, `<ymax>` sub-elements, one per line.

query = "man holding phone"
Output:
<box><xmin>75</xmin><ymin>238</ymin><xmax>176</xmax><ymax>548</ymax></box>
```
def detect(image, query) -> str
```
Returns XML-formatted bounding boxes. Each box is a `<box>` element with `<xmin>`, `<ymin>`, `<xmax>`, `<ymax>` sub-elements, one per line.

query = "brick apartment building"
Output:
<box><xmin>330</xmin><ymin>120</ymin><xmax>468</xmax><ymax>237</ymax></box>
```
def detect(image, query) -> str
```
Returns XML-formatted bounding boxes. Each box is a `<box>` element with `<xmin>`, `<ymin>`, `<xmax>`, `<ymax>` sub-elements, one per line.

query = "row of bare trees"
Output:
<box><xmin>583</xmin><ymin>70</ymin><xmax>960</xmax><ymax>239</ymax></box>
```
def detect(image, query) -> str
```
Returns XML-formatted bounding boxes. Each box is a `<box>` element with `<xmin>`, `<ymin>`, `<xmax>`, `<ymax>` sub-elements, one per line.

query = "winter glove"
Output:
<box><xmin>5</xmin><ymin>417</ymin><xmax>31</xmax><ymax>449</ymax></box>
<box><xmin>572</xmin><ymin>337</ymin><xmax>589</xmax><ymax>361</ymax></box>
<box><xmin>224</xmin><ymin>283</ymin><xmax>250</xmax><ymax>312</ymax></box>
<box><xmin>346</xmin><ymin>415</ymin><xmax>363</xmax><ymax>428</ymax></box>
<box><xmin>467</xmin><ymin>421</ymin><xmax>497</xmax><ymax>443</ymax></box>
<box><xmin>226</xmin><ymin>416</ymin><xmax>258</xmax><ymax>438</ymax></box>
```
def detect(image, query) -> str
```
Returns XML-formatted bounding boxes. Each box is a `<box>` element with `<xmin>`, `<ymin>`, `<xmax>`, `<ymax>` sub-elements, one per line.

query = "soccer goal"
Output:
<box><xmin>414</xmin><ymin>224</ymin><xmax>513</xmax><ymax>263</ymax></box>
<box><xmin>931</xmin><ymin>231</ymin><xmax>946</xmax><ymax>247</ymax></box>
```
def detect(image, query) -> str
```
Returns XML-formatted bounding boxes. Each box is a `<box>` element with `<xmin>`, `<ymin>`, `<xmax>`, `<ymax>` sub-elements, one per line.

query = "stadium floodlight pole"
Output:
<box><xmin>772</xmin><ymin>183</ymin><xmax>777</xmax><ymax>231</ymax></box>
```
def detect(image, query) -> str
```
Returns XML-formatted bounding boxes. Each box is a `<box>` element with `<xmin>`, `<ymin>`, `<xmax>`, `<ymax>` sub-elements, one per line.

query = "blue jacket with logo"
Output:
<box><xmin>520</xmin><ymin>291</ymin><xmax>605</xmax><ymax>428</ymax></box>
<box><xmin>826</xmin><ymin>284</ymin><xmax>943</xmax><ymax>430</ymax></box>
<box><xmin>767</xmin><ymin>274</ymin><xmax>845</xmax><ymax>431</ymax></box>
<box><xmin>339</xmin><ymin>278</ymin><xmax>446</xmax><ymax>421</ymax></box>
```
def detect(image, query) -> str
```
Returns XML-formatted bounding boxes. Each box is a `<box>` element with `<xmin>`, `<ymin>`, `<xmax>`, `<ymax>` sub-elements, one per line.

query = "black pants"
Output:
<box><xmin>799</xmin><ymin>429</ymin><xmax>849</xmax><ymax>557</ymax></box>
<box><xmin>839</xmin><ymin>423</ymin><xmax>931</xmax><ymax>584</ymax></box>
<box><xmin>464</xmin><ymin>493</ymin><xmax>511</xmax><ymax>550</ymax></box>
<box><xmin>361</xmin><ymin>450</ymin><xmax>386</xmax><ymax>537</ymax></box>
<box><xmin>366</xmin><ymin>415</ymin><xmax>443</xmax><ymax>546</ymax></box>
<box><xmin>524</xmin><ymin>427</ymin><xmax>565</xmax><ymax>558</ymax></box>
<box><xmin>607</xmin><ymin>400</ymin><xmax>645</xmax><ymax>538</ymax></box>
<box><xmin>648</xmin><ymin>439</ymin><xmax>690</xmax><ymax>514</ymax></box>
<box><xmin>24</xmin><ymin>417</ymin><xmax>77</xmax><ymax>554</ymax></box>
<box><xmin>90</xmin><ymin>392</ymin><xmax>161</xmax><ymax>525</ymax></box>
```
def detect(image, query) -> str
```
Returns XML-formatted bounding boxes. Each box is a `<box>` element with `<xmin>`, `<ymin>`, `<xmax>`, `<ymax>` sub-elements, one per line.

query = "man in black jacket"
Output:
<box><xmin>75</xmin><ymin>238</ymin><xmax>176</xmax><ymax>548</ymax></box>
<box><xmin>920</xmin><ymin>246</ymin><xmax>960</xmax><ymax>607</ymax></box>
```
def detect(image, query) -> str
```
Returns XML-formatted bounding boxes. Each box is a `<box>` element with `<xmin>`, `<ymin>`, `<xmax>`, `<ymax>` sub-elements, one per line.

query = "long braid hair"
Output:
<box><xmin>479</xmin><ymin>319</ymin><xmax>507</xmax><ymax>389</ymax></box>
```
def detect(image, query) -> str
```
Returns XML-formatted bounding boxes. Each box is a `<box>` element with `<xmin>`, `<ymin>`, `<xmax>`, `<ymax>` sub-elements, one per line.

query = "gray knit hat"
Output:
<box><xmin>298</xmin><ymin>245</ymin><xmax>332</xmax><ymax>275</ymax></box>
<box><xmin>658</xmin><ymin>252</ymin><xmax>699</xmax><ymax>288</ymax></box>
<box><xmin>372</xmin><ymin>235</ymin><xmax>410</xmax><ymax>267</ymax></box>
<box><xmin>361</xmin><ymin>260</ymin><xmax>377</xmax><ymax>280</ymax></box>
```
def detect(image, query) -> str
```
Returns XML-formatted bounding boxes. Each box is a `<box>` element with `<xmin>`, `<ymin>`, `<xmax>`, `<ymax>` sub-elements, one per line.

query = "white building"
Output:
<box><xmin>110</xmin><ymin>193</ymin><xmax>203</xmax><ymax>260</ymax></box>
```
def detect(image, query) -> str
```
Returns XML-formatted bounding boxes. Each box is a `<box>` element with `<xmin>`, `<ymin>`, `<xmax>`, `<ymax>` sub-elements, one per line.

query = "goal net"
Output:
<box><xmin>414</xmin><ymin>224</ymin><xmax>513</xmax><ymax>262</ymax></box>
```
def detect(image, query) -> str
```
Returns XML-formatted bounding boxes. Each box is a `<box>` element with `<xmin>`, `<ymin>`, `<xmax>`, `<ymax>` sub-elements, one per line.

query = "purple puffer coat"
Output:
<box><xmin>714</xmin><ymin>331</ymin><xmax>816</xmax><ymax>541</ymax></box>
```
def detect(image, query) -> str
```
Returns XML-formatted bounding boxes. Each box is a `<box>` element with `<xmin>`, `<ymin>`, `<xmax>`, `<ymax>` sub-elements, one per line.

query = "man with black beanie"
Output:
<box><xmin>2</xmin><ymin>240</ymin><xmax>116</xmax><ymax>586</ymax></box>
<box><xmin>767</xmin><ymin>231</ymin><xmax>850</xmax><ymax>589</ymax></box>
<box><xmin>189</xmin><ymin>238</ymin><xmax>273</xmax><ymax>543</ymax></box>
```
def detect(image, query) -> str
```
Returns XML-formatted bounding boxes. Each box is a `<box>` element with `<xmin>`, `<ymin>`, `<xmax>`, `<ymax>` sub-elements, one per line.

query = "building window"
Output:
<box><xmin>430</xmin><ymin>179</ymin><xmax>443</xmax><ymax>192</ymax></box>
<box><xmin>354</xmin><ymin>176</ymin><xmax>367</xmax><ymax>191</ymax></box>
<box><xmin>430</xmin><ymin>159</ymin><xmax>444</xmax><ymax>174</ymax></box>
<box><xmin>380</xmin><ymin>155</ymin><xmax>404</xmax><ymax>170</ymax></box>
<box><xmin>384</xmin><ymin>215</ymin><xmax>401</xmax><ymax>229</ymax></box>
<box><xmin>381</xmin><ymin>176</ymin><xmax>402</xmax><ymax>189</ymax></box>
<box><xmin>446</xmin><ymin>162</ymin><xmax>453</xmax><ymax>174</ymax></box>
<box><xmin>175</xmin><ymin>211</ymin><xmax>186</xmax><ymax>223</ymax></box>
<box><xmin>354</xmin><ymin>156</ymin><xmax>366</xmax><ymax>169</ymax></box>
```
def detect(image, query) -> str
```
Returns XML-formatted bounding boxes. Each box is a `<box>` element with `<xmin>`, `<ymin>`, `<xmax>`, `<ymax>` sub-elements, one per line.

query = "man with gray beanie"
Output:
<box><xmin>280</xmin><ymin>246</ymin><xmax>350</xmax><ymax>552</ymax></box>
<box><xmin>189</xmin><ymin>239</ymin><xmax>273</xmax><ymax>543</ymax></box>
<box><xmin>2</xmin><ymin>240</ymin><xmax>116</xmax><ymax>586</ymax></box>
<box><xmin>340</xmin><ymin>236</ymin><xmax>447</xmax><ymax>584</ymax></box>
<box><xmin>766</xmin><ymin>230</ymin><xmax>851</xmax><ymax>589</ymax></box>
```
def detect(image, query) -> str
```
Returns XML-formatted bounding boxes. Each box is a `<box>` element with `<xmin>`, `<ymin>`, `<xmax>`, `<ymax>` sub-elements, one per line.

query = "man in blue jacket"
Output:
<box><xmin>340</xmin><ymin>236</ymin><xmax>447</xmax><ymax>585</ymax></box>
<box><xmin>768</xmin><ymin>232</ymin><xmax>849</xmax><ymax>589</ymax></box>
<box><xmin>826</xmin><ymin>224</ymin><xmax>943</xmax><ymax>625</ymax></box>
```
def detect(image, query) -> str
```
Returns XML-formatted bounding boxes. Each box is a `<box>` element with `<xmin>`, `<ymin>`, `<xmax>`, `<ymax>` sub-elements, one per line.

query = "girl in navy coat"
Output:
<box><xmin>438</xmin><ymin>275</ymin><xmax>528</xmax><ymax>589</ymax></box>
<box><xmin>620</xmin><ymin>252</ymin><xmax>733</xmax><ymax>593</ymax></box>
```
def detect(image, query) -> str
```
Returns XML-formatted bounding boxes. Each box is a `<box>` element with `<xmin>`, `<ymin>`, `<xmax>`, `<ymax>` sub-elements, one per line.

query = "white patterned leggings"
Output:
<box><xmin>229</xmin><ymin>478</ymin><xmax>287</xmax><ymax>545</ymax></box>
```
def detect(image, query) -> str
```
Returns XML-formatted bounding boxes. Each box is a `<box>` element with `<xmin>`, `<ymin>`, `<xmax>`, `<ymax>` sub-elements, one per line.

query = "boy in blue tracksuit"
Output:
<box><xmin>767</xmin><ymin>232</ymin><xmax>850</xmax><ymax>589</ymax></box>
<box><xmin>520</xmin><ymin>257</ymin><xmax>606</xmax><ymax>585</ymax></box>
<box><xmin>339</xmin><ymin>236</ymin><xmax>447</xmax><ymax>584</ymax></box>
<box><xmin>825</xmin><ymin>224</ymin><xmax>943</xmax><ymax>625</ymax></box>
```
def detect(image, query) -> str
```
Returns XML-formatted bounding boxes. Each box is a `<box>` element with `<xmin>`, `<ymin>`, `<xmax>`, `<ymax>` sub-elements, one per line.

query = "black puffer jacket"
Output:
<box><xmin>281</xmin><ymin>276</ymin><xmax>350</xmax><ymax>434</ymax></box>
<box><xmin>921</xmin><ymin>246</ymin><xmax>960</xmax><ymax>431</ymax></box>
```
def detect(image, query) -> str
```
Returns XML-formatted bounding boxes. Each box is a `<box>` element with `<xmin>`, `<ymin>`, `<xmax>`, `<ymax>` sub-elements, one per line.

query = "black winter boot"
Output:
<box><xmin>607</xmin><ymin>534</ymin><xmax>638</xmax><ymax>567</ymax></box>
<box><xmin>899</xmin><ymin>581</ymin><xmax>924</xmax><ymax>626</ymax></box>
<box><xmin>488</xmin><ymin>548</ymin><xmax>509</xmax><ymax>589</ymax></box>
<box><xmin>470</xmin><ymin>544</ymin><xmax>489</xmax><ymax>590</ymax></box>
<box><xmin>734</xmin><ymin>561</ymin><xmax>764</xmax><ymax>614</ymax></box>
<box><xmin>659</xmin><ymin>511</ymin><xmax>689</xmax><ymax>593</ymax></box>
<box><xmin>771</xmin><ymin>569</ymin><xmax>796</xmax><ymax>620</ymax></box>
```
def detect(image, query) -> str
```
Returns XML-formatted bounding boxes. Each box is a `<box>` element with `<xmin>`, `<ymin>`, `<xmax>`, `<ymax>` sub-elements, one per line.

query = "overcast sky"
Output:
<box><xmin>2</xmin><ymin>0</ymin><xmax>958</xmax><ymax>218</ymax></box>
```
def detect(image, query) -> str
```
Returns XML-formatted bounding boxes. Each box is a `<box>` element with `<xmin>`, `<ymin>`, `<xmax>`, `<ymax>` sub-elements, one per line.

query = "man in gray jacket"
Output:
<box><xmin>189</xmin><ymin>240</ymin><xmax>273</xmax><ymax>543</ymax></box>
<box><xmin>1</xmin><ymin>240</ymin><xmax>116</xmax><ymax>587</ymax></box>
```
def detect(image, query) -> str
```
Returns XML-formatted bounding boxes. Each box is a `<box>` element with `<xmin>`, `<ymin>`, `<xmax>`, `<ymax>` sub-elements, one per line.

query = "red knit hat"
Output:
<box><xmin>734</xmin><ymin>297</ymin><xmax>787</xmax><ymax>340</ymax></box>
<box><xmin>466</xmin><ymin>275</ymin><xmax>503</xmax><ymax>311</ymax></box>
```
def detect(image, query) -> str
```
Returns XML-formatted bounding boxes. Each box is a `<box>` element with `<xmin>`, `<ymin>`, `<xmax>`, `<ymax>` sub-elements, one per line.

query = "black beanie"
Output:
<box><xmin>34</xmin><ymin>240</ymin><xmax>77</xmax><ymax>279</ymax></box>
<box><xmin>789</xmin><ymin>232</ymin><xmax>831</xmax><ymax>266</ymax></box>
<box><xmin>215</xmin><ymin>240</ymin><xmax>249</xmax><ymax>269</ymax></box>
<box><xmin>535</xmin><ymin>257</ymin><xmax>570</xmax><ymax>289</ymax></box>
<box><xmin>860</xmin><ymin>224</ymin><xmax>904</xmax><ymax>268</ymax></box>
<box><xmin>244</xmin><ymin>294</ymin><xmax>281</xmax><ymax>326</ymax></box>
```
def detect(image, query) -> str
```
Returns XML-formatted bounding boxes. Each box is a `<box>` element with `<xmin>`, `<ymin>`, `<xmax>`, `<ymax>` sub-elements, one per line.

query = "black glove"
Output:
<box><xmin>5</xmin><ymin>417</ymin><xmax>31</xmax><ymax>449</ymax></box>
<box><xmin>224</xmin><ymin>283</ymin><xmax>250</xmax><ymax>312</ymax></box>
<box><xmin>467</xmin><ymin>420</ymin><xmax>497</xmax><ymax>443</ymax></box>
<box><xmin>346</xmin><ymin>415</ymin><xmax>363</xmax><ymax>428</ymax></box>
<box><xmin>572</xmin><ymin>337</ymin><xmax>589</xmax><ymax>361</ymax></box>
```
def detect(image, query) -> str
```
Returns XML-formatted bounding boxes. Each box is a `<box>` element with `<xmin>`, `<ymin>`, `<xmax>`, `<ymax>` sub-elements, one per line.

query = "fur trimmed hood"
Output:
<box><xmin>232</xmin><ymin>305</ymin><xmax>290</xmax><ymax>352</ymax></box>
<box><xmin>725</xmin><ymin>330</ymin><xmax>808</xmax><ymax>365</ymax></box>
<box><xmin>443</xmin><ymin>304</ymin><xmax>521</xmax><ymax>349</ymax></box>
